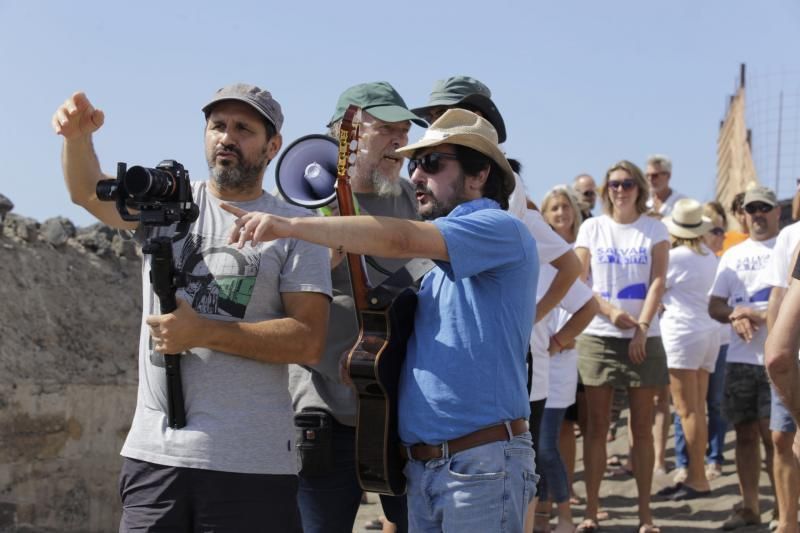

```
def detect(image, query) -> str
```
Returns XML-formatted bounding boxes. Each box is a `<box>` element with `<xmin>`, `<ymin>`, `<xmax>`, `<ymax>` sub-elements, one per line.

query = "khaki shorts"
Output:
<box><xmin>576</xmin><ymin>334</ymin><xmax>669</xmax><ymax>388</ymax></box>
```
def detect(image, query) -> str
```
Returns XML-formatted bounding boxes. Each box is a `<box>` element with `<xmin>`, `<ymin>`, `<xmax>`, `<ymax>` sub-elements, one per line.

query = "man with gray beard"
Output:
<box><xmin>53</xmin><ymin>84</ymin><xmax>332</xmax><ymax>532</ymax></box>
<box><xmin>288</xmin><ymin>81</ymin><xmax>425</xmax><ymax>533</ymax></box>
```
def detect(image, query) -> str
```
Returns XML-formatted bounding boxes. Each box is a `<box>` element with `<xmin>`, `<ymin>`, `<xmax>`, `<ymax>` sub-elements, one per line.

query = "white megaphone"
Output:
<box><xmin>275</xmin><ymin>134</ymin><xmax>339</xmax><ymax>209</ymax></box>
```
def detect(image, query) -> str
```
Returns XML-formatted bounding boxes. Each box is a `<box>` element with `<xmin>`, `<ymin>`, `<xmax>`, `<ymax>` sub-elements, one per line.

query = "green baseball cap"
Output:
<box><xmin>328</xmin><ymin>81</ymin><xmax>427</xmax><ymax>127</ymax></box>
<box><xmin>411</xmin><ymin>76</ymin><xmax>507</xmax><ymax>143</ymax></box>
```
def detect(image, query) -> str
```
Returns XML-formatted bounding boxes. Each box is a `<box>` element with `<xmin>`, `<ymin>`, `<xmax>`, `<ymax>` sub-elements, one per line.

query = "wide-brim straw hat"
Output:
<box><xmin>663</xmin><ymin>198</ymin><xmax>712</xmax><ymax>239</ymax></box>
<box><xmin>396</xmin><ymin>108</ymin><xmax>515</xmax><ymax>194</ymax></box>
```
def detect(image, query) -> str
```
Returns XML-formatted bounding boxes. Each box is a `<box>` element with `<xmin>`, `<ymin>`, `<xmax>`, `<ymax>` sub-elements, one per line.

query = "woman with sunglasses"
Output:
<box><xmin>573</xmin><ymin>161</ymin><xmax>669</xmax><ymax>533</ymax></box>
<box><xmin>656</xmin><ymin>199</ymin><xmax>720</xmax><ymax>501</ymax></box>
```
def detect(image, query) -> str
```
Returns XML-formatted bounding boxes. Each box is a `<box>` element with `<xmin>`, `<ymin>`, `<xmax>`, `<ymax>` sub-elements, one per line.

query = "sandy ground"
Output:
<box><xmin>353</xmin><ymin>410</ymin><xmax>780</xmax><ymax>532</ymax></box>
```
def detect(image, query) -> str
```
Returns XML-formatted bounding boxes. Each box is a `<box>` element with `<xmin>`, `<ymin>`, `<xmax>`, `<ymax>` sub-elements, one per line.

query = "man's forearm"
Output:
<box><xmin>286</xmin><ymin>215</ymin><xmax>448</xmax><ymax>261</ymax></box>
<box><xmin>195</xmin><ymin>316</ymin><xmax>327</xmax><ymax>365</ymax></box>
<box><xmin>62</xmin><ymin>136</ymin><xmax>107</xmax><ymax>206</ymax></box>
<box><xmin>708</xmin><ymin>298</ymin><xmax>733</xmax><ymax>323</ymax></box>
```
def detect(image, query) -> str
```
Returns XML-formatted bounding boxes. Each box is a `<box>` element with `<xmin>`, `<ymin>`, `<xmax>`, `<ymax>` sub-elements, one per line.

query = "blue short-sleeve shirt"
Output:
<box><xmin>398</xmin><ymin>198</ymin><xmax>539</xmax><ymax>444</ymax></box>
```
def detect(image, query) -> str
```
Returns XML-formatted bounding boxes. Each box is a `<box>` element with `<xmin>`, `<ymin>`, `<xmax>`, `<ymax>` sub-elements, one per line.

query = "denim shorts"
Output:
<box><xmin>770</xmin><ymin>385</ymin><xmax>798</xmax><ymax>433</ymax></box>
<box><xmin>403</xmin><ymin>432</ymin><xmax>538</xmax><ymax>533</ymax></box>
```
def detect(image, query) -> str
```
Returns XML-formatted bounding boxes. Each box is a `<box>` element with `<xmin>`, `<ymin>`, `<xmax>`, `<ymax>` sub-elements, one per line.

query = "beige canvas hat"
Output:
<box><xmin>663</xmin><ymin>198</ymin><xmax>713</xmax><ymax>239</ymax></box>
<box><xmin>396</xmin><ymin>109</ymin><xmax>515</xmax><ymax>193</ymax></box>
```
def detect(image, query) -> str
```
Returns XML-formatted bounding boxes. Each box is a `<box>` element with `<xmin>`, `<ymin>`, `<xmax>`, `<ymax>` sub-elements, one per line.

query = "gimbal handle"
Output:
<box><xmin>143</xmin><ymin>236</ymin><xmax>187</xmax><ymax>429</ymax></box>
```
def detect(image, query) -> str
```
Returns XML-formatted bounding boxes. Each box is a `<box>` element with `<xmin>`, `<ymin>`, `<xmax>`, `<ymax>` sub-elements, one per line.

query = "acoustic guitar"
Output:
<box><xmin>336</xmin><ymin>105</ymin><xmax>417</xmax><ymax>496</ymax></box>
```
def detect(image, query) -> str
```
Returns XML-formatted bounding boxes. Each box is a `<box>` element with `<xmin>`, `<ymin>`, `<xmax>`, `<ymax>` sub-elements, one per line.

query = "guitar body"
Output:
<box><xmin>347</xmin><ymin>288</ymin><xmax>417</xmax><ymax>495</ymax></box>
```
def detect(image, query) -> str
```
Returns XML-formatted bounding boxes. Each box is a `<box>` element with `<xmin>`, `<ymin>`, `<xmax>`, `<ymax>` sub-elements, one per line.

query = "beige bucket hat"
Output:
<box><xmin>663</xmin><ymin>198</ymin><xmax>713</xmax><ymax>239</ymax></box>
<box><xmin>396</xmin><ymin>108</ymin><xmax>515</xmax><ymax>193</ymax></box>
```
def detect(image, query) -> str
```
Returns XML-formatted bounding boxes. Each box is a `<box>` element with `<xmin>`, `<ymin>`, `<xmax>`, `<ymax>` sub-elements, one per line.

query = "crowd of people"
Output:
<box><xmin>50</xmin><ymin>76</ymin><xmax>800</xmax><ymax>533</ymax></box>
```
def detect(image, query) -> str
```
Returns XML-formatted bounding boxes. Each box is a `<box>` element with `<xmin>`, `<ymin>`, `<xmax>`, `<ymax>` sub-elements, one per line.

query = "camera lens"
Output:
<box><xmin>125</xmin><ymin>166</ymin><xmax>177</xmax><ymax>200</ymax></box>
<box><xmin>96</xmin><ymin>179</ymin><xmax>119</xmax><ymax>201</ymax></box>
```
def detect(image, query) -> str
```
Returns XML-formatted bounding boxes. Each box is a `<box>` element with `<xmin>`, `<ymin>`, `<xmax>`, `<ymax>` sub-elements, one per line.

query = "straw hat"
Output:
<box><xmin>663</xmin><ymin>198</ymin><xmax>712</xmax><ymax>239</ymax></box>
<box><xmin>396</xmin><ymin>108</ymin><xmax>515</xmax><ymax>193</ymax></box>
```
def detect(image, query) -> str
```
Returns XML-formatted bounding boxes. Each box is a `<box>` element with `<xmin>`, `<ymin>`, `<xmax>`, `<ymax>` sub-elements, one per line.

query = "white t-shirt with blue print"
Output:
<box><xmin>575</xmin><ymin>214</ymin><xmax>669</xmax><ymax>338</ymax></box>
<box><xmin>710</xmin><ymin>237</ymin><xmax>776</xmax><ymax>366</ymax></box>
<box><xmin>398</xmin><ymin>199</ymin><xmax>539</xmax><ymax>445</ymax></box>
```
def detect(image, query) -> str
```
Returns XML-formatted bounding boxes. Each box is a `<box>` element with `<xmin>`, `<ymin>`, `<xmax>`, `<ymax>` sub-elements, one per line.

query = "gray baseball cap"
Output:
<box><xmin>743</xmin><ymin>185</ymin><xmax>778</xmax><ymax>207</ymax></box>
<box><xmin>328</xmin><ymin>81</ymin><xmax>426</xmax><ymax>127</ymax></box>
<box><xmin>202</xmin><ymin>83</ymin><xmax>284</xmax><ymax>132</ymax></box>
<box><xmin>412</xmin><ymin>76</ymin><xmax>507</xmax><ymax>143</ymax></box>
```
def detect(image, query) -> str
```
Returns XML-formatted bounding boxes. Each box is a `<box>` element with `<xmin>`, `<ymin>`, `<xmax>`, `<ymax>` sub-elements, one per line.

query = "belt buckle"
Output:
<box><xmin>435</xmin><ymin>440</ymin><xmax>449</xmax><ymax>460</ymax></box>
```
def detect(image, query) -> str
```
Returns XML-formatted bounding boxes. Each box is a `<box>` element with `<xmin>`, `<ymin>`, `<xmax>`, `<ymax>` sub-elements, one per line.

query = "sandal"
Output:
<box><xmin>364</xmin><ymin>518</ymin><xmax>383</xmax><ymax>530</ymax></box>
<box><xmin>607</xmin><ymin>465</ymin><xmax>633</xmax><ymax>477</ymax></box>
<box><xmin>576</xmin><ymin>519</ymin><xmax>600</xmax><ymax>532</ymax></box>
<box><xmin>638</xmin><ymin>524</ymin><xmax>661</xmax><ymax>533</ymax></box>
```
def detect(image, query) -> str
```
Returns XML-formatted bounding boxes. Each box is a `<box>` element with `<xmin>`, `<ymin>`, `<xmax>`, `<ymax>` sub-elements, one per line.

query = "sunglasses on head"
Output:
<box><xmin>407</xmin><ymin>152</ymin><xmax>459</xmax><ymax>176</ymax></box>
<box><xmin>744</xmin><ymin>203</ymin><xmax>774</xmax><ymax>214</ymax></box>
<box><xmin>607</xmin><ymin>179</ymin><xmax>637</xmax><ymax>191</ymax></box>
<box><xmin>709</xmin><ymin>227</ymin><xmax>725</xmax><ymax>236</ymax></box>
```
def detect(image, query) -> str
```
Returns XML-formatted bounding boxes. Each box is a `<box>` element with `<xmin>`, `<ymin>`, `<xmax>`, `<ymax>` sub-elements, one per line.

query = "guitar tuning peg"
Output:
<box><xmin>349</xmin><ymin>140</ymin><xmax>358</xmax><ymax>151</ymax></box>
<box><xmin>347</xmin><ymin>167</ymin><xmax>356</xmax><ymax>178</ymax></box>
<box><xmin>348</xmin><ymin>154</ymin><xmax>357</xmax><ymax>164</ymax></box>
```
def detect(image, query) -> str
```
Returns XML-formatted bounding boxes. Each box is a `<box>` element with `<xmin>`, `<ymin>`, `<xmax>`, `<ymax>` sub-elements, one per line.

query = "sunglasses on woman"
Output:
<box><xmin>709</xmin><ymin>227</ymin><xmax>725</xmax><ymax>236</ymax></box>
<box><xmin>744</xmin><ymin>203</ymin><xmax>774</xmax><ymax>214</ymax></box>
<box><xmin>607</xmin><ymin>179</ymin><xmax>637</xmax><ymax>191</ymax></box>
<box><xmin>407</xmin><ymin>152</ymin><xmax>459</xmax><ymax>176</ymax></box>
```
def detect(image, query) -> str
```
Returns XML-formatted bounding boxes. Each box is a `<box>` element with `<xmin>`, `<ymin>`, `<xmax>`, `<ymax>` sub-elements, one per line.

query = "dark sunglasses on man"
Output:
<box><xmin>744</xmin><ymin>202</ymin><xmax>774</xmax><ymax>214</ymax></box>
<box><xmin>407</xmin><ymin>152</ymin><xmax>458</xmax><ymax>176</ymax></box>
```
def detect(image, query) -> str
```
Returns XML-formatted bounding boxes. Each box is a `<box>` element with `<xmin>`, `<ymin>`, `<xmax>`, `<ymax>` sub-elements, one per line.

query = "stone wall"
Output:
<box><xmin>0</xmin><ymin>204</ymin><xmax>141</xmax><ymax>532</ymax></box>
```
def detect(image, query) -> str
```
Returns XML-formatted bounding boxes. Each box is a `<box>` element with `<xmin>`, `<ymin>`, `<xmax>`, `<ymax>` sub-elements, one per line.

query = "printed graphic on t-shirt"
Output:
<box><xmin>749</xmin><ymin>286</ymin><xmax>771</xmax><ymax>303</ymax></box>
<box><xmin>596</xmin><ymin>247</ymin><xmax>649</xmax><ymax>265</ymax></box>
<box><xmin>175</xmin><ymin>233</ymin><xmax>260</xmax><ymax>319</ymax></box>
<box><xmin>735</xmin><ymin>254</ymin><xmax>771</xmax><ymax>272</ymax></box>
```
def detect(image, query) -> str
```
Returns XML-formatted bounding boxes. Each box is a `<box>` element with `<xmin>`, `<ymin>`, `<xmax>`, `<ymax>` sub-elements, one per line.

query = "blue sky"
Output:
<box><xmin>1</xmin><ymin>0</ymin><xmax>799</xmax><ymax>227</ymax></box>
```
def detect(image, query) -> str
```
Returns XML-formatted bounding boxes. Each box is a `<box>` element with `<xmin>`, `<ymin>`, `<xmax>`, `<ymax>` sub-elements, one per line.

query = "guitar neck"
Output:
<box><xmin>336</xmin><ymin>105</ymin><xmax>371</xmax><ymax>311</ymax></box>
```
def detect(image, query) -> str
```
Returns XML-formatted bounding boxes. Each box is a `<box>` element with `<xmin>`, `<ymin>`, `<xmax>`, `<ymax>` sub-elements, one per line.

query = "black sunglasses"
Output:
<box><xmin>581</xmin><ymin>190</ymin><xmax>597</xmax><ymax>197</ymax></box>
<box><xmin>709</xmin><ymin>227</ymin><xmax>725</xmax><ymax>236</ymax></box>
<box><xmin>407</xmin><ymin>152</ymin><xmax>459</xmax><ymax>176</ymax></box>
<box><xmin>744</xmin><ymin>203</ymin><xmax>774</xmax><ymax>214</ymax></box>
<box><xmin>607</xmin><ymin>179</ymin><xmax>637</xmax><ymax>191</ymax></box>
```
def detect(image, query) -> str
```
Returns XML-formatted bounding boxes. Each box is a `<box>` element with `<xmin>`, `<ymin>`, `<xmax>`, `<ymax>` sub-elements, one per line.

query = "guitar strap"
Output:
<box><xmin>366</xmin><ymin>258</ymin><xmax>435</xmax><ymax>310</ymax></box>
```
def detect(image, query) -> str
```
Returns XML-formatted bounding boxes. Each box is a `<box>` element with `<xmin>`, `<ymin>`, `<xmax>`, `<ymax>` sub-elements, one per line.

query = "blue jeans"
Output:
<box><xmin>537</xmin><ymin>408</ymin><xmax>569</xmax><ymax>503</ymax></box>
<box><xmin>403</xmin><ymin>432</ymin><xmax>538</xmax><ymax>533</ymax></box>
<box><xmin>674</xmin><ymin>344</ymin><xmax>728</xmax><ymax>468</ymax></box>
<box><xmin>297</xmin><ymin>421</ymin><xmax>407</xmax><ymax>533</ymax></box>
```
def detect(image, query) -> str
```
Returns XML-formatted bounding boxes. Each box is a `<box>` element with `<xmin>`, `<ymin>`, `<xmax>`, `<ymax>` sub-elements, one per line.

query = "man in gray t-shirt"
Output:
<box><xmin>54</xmin><ymin>84</ymin><xmax>331</xmax><ymax>532</ymax></box>
<box><xmin>288</xmin><ymin>82</ymin><xmax>424</xmax><ymax>533</ymax></box>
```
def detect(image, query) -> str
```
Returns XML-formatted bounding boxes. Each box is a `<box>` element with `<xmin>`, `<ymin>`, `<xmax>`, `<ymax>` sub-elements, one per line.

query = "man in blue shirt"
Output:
<box><xmin>223</xmin><ymin>108</ymin><xmax>539</xmax><ymax>533</ymax></box>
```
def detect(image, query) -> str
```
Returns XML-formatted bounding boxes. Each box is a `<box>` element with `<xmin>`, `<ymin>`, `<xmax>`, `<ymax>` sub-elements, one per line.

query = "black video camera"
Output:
<box><xmin>96</xmin><ymin>160</ymin><xmax>199</xmax><ymax>226</ymax></box>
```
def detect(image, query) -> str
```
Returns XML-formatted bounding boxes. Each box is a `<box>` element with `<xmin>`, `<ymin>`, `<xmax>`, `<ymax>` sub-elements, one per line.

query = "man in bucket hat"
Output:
<box><xmin>289</xmin><ymin>81</ymin><xmax>423</xmax><ymax>533</ymax></box>
<box><xmin>223</xmin><ymin>109</ymin><xmax>539</xmax><ymax>532</ymax></box>
<box><xmin>53</xmin><ymin>84</ymin><xmax>332</xmax><ymax>532</ymax></box>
